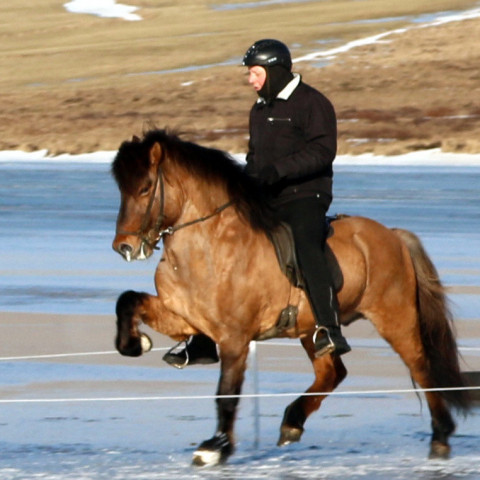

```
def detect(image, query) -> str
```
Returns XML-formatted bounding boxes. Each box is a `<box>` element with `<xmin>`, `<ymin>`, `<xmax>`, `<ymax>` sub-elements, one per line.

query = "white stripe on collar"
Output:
<box><xmin>256</xmin><ymin>73</ymin><xmax>301</xmax><ymax>103</ymax></box>
<box><xmin>277</xmin><ymin>73</ymin><xmax>301</xmax><ymax>100</ymax></box>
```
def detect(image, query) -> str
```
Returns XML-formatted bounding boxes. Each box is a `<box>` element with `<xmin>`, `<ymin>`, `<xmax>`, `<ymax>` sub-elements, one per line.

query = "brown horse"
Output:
<box><xmin>111</xmin><ymin>129</ymin><xmax>471</xmax><ymax>466</ymax></box>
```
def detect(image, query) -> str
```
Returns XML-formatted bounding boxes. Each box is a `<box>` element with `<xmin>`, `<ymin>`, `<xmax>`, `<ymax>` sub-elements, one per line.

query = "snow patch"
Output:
<box><xmin>64</xmin><ymin>0</ymin><xmax>141</xmax><ymax>21</ymax></box>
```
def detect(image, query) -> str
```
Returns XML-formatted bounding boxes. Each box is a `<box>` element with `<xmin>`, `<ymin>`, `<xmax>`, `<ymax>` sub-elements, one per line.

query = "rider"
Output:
<box><xmin>163</xmin><ymin>39</ymin><xmax>350</xmax><ymax>368</ymax></box>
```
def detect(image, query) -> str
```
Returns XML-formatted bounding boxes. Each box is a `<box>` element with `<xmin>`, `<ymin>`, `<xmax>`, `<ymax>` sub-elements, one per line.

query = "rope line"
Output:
<box><xmin>0</xmin><ymin>343</ymin><xmax>479</xmax><ymax>362</ymax></box>
<box><xmin>0</xmin><ymin>347</ymin><xmax>169</xmax><ymax>361</ymax></box>
<box><xmin>1</xmin><ymin>344</ymin><xmax>478</xmax><ymax>404</ymax></box>
<box><xmin>0</xmin><ymin>386</ymin><xmax>479</xmax><ymax>405</ymax></box>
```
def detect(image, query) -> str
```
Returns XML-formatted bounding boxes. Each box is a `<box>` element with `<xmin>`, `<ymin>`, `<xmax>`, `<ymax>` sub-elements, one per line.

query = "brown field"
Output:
<box><xmin>1</xmin><ymin>0</ymin><xmax>480</xmax><ymax>155</ymax></box>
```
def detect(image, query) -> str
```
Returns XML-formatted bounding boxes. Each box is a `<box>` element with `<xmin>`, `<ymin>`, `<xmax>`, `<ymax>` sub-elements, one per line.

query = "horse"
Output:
<box><xmin>111</xmin><ymin>128</ymin><xmax>471</xmax><ymax>466</ymax></box>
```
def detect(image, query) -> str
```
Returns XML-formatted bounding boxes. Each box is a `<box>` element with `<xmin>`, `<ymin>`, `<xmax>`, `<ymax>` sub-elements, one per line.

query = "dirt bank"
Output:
<box><xmin>1</xmin><ymin>17</ymin><xmax>479</xmax><ymax>156</ymax></box>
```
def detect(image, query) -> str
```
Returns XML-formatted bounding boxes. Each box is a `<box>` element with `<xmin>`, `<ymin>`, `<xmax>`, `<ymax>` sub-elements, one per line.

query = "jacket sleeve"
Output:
<box><xmin>245</xmin><ymin>109</ymin><xmax>257</xmax><ymax>176</ymax></box>
<box><xmin>274</xmin><ymin>92</ymin><xmax>337</xmax><ymax>181</ymax></box>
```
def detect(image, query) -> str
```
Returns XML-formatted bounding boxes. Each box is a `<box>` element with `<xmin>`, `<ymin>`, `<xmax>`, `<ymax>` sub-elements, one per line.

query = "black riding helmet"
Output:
<box><xmin>243</xmin><ymin>39</ymin><xmax>294</xmax><ymax>103</ymax></box>
<box><xmin>242</xmin><ymin>39</ymin><xmax>292</xmax><ymax>71</ymax></box>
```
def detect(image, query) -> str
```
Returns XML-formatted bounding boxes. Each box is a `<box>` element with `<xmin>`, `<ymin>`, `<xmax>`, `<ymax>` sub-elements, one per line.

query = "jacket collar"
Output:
<box><xmin>277</xmin><ymin>73</ymin><xmax>301</xmax><ymax>100</ymax></box>
<box><xmin>256</xmin><ymin>73</ymin><xmax>301</xmax><ymax>104</ymax></box>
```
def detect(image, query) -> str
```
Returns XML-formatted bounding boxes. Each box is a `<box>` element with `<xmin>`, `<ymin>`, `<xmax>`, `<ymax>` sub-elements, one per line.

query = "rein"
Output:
<box><xmin>117</xmin><ymin>164</ymin><xmax>233</xmax><ymax>250</ymax></box>
<box><xmin>158</xmin><ymin>201</ymin><xmax>233</xmax><ymax>239</ymax></box>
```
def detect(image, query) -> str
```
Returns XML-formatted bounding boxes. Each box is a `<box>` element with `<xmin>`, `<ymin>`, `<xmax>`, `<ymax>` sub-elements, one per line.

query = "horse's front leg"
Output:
<box><xmin>115</xmin><ymin>290</ymin><xmax>154</xmax><ymax>357</ymax></box>
<box><xmin>192</xmin><ymin>343</ymin><xmax>250</xmax><ymax>467</ymax></box>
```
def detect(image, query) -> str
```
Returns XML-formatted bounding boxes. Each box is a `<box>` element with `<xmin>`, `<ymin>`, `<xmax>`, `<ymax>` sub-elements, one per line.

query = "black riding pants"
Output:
<box><xmin>274</xmin><ymin>196</ymin><xmax>339</xmax><ymax>329</ymax></box>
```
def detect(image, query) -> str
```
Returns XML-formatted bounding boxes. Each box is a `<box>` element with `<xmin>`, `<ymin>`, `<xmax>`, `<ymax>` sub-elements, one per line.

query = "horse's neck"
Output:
<box><xmin>172</xmin><ymin>173</ymin><xmax>230</xmax><ymax>226</ymax></box>
<box><xmin>164</xmin><ymin>168</ymin><xmax>274</xmax><ymax>265</ymax></box>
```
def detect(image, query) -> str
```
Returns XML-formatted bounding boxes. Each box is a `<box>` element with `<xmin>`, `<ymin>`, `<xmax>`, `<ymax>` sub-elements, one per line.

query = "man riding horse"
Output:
<box><xmin>164</xmin><ymin>39</ymin><xmax>350</xmax><ymax>367</ymax></box>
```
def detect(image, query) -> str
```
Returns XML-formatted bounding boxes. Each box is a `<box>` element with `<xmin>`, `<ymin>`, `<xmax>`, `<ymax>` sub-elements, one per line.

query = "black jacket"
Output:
<box><xmin>246</xmin><ymin>75</ymin><xmax>337</xmax><ymax>208</ymax></box>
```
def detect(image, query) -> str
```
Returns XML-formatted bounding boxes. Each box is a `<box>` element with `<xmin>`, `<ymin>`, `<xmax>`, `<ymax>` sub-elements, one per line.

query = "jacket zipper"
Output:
<box><xmin>267</xmin><ymin>117</ymin><xmax>292</xmax><ymax>123</ymax></box>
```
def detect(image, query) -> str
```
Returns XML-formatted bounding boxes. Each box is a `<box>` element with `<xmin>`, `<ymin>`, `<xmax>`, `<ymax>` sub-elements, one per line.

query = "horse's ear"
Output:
<box><xmin>149</xmin><ymin>142</ymin><xmax>163</xmax><ymax>166</ymax></box>
<box><xmin>132</xmin><ymin>135</ymin><xmax>140</xmax><ymax>142</ymax></box>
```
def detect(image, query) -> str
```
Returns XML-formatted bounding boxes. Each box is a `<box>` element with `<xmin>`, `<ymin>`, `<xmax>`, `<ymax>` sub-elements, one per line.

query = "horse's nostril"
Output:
<box><xmin>119</xmin><ymin>243</ymin><xmax>133</xmax><ymax>261</ymax></box>
<box><xmin>120</xmin><ymin>243</ymin><xmax>133</xmax><ymax>254</ymax></box>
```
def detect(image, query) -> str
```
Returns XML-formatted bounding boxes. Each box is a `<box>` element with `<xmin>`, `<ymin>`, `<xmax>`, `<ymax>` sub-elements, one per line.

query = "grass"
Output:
<box><xmin>1</xmin><ymin>0</ymin><xmax>477</xmax><ymax>90</ymax></box>
<box><xmin>1</xmin><ymin>0</ymin><xmax>479</xmax><ymax>155</ymax></box>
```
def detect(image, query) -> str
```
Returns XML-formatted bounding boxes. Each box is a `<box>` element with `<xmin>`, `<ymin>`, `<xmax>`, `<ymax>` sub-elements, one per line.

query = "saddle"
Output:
<box><xmin>270</xmin><ymin>216</ymin><xmax>343</xmax><ymax>292</ymax></box>
<box><xmin>256</xmin><ymin>216</ymin><xmax>343</xmax><ymax>341</ymax></box>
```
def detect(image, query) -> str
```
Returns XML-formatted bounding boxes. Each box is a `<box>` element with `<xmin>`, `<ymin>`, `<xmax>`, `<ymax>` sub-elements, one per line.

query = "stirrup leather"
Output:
<box><xmin>313</xmin><ymin>326</ymin><xmax>336</xmax><ymax>357</ymax></box>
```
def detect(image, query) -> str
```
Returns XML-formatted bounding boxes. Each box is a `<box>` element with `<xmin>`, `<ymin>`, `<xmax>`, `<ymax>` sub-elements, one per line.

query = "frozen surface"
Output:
<box><xmin>1</xmin><ymin>152</ymin><xmax>479</xmax><ymax>315</ymax></box>
<box><xmin>1</xmin><ymin>151</ymin><xmax>479</xmax><ymax>478</ymax></box>
<box><xmin>0</xmin><ymin>356</ymin><xmax>479</xmax><ymax>479</ymax></box>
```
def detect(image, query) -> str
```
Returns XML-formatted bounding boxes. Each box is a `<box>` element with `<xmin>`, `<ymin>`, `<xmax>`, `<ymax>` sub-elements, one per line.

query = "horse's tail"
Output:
<box><xmin>392</xmin><ymin>228</ymin><xmax>471</xmax><ymax>414</ymax></box>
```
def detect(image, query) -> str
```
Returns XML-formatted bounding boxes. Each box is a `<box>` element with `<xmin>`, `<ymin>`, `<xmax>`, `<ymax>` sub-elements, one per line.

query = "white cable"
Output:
<box><xmin>0</xmin><ymin>347</ymin><xmax>168</xmax><ymax>361</ymax></box>
<box><xmin>0</xmin><ymin>343</ymin><xmax>478</xmax><ymax>362</ymax></box>
<box><xmin>0</xmin><ymin>386</ymin><xmax>478</xmax><ymax>405</ymax></box>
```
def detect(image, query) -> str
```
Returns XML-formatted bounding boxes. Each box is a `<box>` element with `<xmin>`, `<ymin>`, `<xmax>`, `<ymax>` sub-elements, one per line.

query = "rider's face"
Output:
<box><xmin>248</xmin><ymin>66</ymin><xmax>266</xmax><ymax>92</ymax></box>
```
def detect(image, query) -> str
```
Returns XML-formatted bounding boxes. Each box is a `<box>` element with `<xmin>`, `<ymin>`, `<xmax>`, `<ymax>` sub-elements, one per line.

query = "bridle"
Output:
<box><xmin>115</xmin><ymin>164</ymin><xmax>233</xmax><ymax>252</ymax></box>
<box><xmin>115</xmin><ymin>164</ymin><xmax>166</xmax><ymax>252</ymax></box>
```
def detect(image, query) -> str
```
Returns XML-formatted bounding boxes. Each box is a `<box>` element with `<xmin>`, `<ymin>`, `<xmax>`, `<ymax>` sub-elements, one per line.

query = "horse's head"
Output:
<box><xmin>112</xmin><ymin>128</ymin><xmax>280</xmax><ymax>262</ymax></box>
<box><xmin>112</xmin><ymin>136</ymin><xmax>173</xmax><ymax>261</ymax></box>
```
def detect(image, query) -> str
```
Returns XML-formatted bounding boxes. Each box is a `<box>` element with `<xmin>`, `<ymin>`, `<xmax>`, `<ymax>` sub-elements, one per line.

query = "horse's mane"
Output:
<box><xmin>112</xmin><ymin>129</ymin><xmax>280</xmax><ymax>233</ymax></box>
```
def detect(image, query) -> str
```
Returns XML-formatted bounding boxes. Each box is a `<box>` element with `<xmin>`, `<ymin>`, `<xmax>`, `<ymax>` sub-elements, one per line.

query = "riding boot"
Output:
<box><xmin>274</xmin><ymin>197</ymin><xmax>351</xmax><ymax>359</ymax></box>
<box><xmin>163</xmin><ymin>333</ymin><xmax>219</xmax><ymax>368</ymax></box>
<box><xmin>310</xmin><ymin>286</ymin><xmax>351</xmax><ymax>358</ymax></box>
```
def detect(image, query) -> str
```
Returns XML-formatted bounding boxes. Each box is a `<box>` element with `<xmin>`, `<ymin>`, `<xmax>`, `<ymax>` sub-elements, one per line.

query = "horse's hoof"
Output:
<box><xmin>429</xmin><ymin>441</ymin><xmax>451</xmax><ymax>459</ymax></box>
<box><xmin>192</xmin><ymin>433</ymin><xmax>233</xmax><ymax>466</ymax></box>
<box><xmin>277</xmin><ymin>426</ymin><xmax>304</xmax><ymax>446</ymax></box>
<box><xmin>116</xmin><ymin>336</ymin><xmax>143</xmax><ymax>357</ymax></box>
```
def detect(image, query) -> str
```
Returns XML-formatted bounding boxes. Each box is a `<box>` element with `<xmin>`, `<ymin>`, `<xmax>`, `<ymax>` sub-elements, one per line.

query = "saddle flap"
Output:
<box><xmin>270</xmin><ymin>219</ymin><xmax>343</xmax><ymax>292</ymax></box>
<box><xmin>270</xmin><ymin>222</ymin><xmax>304</xmax><ymax>288</ymax></box>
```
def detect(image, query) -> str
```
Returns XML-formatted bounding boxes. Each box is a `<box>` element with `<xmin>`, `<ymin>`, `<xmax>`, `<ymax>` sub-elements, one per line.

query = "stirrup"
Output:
<box><xmin>164</xmin><ymin>340</ymin><xmax>189</xmax><ymax>369</ymax></box>
<box><xmin>313</xmin><ymin>326</ymin><xmax>336</xmax><ymax>358</ymax></box>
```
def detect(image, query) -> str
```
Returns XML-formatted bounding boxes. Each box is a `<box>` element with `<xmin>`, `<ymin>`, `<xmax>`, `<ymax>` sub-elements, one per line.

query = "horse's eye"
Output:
<box><xmin>139</xmin><ymin>185</ymin><xmax>150</xmax><ymax>196</ymax></box>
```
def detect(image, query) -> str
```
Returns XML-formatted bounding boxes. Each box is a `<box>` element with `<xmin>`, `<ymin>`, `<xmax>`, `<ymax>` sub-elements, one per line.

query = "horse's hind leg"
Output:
<box><xmin>388</xmin><ymin>227</ymin><xmax>471</xmax><ymax>457</ymax></box>
<box><xmin>373</xmin><ymin>307</ymin><xmax>456</xmax><ymax>459</ymax></box>
<box><xmin>278</xmin><ymin>336</ymin><xmax>347</xmax><ymax>446</ymax></box>
<box><xmin>395</xmin><ymin>343</ymin><xmax>455</xmax><ymax>459</ymax></box>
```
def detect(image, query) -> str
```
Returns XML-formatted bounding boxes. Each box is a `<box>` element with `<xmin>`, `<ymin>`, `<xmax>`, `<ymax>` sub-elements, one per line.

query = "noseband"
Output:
<box><xmin>116</xmin><ymin>165</ymin><xmax>233</xmax><ymax>252</ymax></box>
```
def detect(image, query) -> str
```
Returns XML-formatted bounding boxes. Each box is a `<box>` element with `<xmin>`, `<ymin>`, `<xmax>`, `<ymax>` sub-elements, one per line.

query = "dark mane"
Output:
<box><xmin>112</xmin><ymin>129</ymin><xmax>279</xmax><ymax>233</ymax></box>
